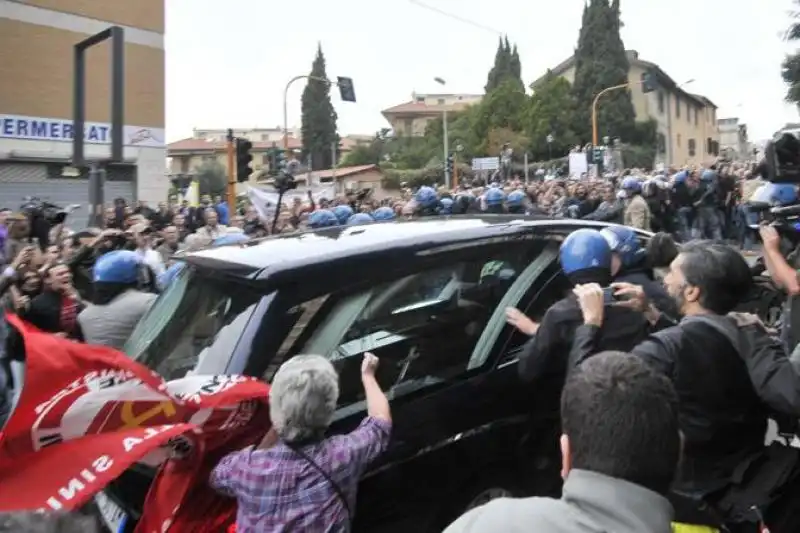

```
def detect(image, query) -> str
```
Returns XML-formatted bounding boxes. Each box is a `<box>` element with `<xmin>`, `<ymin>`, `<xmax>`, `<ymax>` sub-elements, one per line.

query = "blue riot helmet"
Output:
<box><xmin>308</xmin><ymin>209</ymin><xmax>339</xmax><ymax>228</ymax></box>
<box><xmin>673</xmin><ymin>170</ymin><xmax>689</xmax><ymax>185</ymax></box>
<box><xmin>372</xmin><ymin>206</ymin><xmax>396</xmax><ymax>221</ymax></box>
<box><xmin>93</xmin><ymin>250</ymin><xmax>142</xmax><ymax>284</ymax></box>
<box><xmin>332</xmin><ymin>205</ymin><xmax>354</xmax><ymax>225</ymax></box>
<box><xmin>438</xmin><ymin>197</ymin><xmax>454</xmax><ymax>215</ymax></box>
<box><xmin>751</xmin><ymin>183</ymin><xmax>798</xmax><ymax>206</ymax></box>
<box><xmin>415</xmin><ymin>186</ymin><xmax>438</xmax><ymax>208</ymax></box>
<box><xmin>621</xmin><ymin>177</ymin><xmax>642</xmax><ymax>194</ymax></box>
<box><xmin>347</xmin><ymin>213</ymin><xmax>374</xmax><ymax>225</ymax></box>
<box><xmin>600</xmin><ymin>226</ymin><xmax>645</xmax><ymax>270</ymax></box>
<box><xmin>559</xmin><ymin>229</ymin><xmax>613</xmax><ymax>285</ymax></box>
<box><xmin>484</xmin><ymin>187</ymin><xmax>506</xmax><ymax>213</ymax></box>
<box><xmin>701</xmin><ymin>169</ymin><xmax>716</xmax><ymax>182</ymax></box>
<box><xmin>213</xmin><ymin>232</ymin><xmax>249</xmax><ymax>247</ymax></box>
<box><xmin>506</xmin><ymin>190</ymin><xmax>525</xmax><ymax>207</ymax></box>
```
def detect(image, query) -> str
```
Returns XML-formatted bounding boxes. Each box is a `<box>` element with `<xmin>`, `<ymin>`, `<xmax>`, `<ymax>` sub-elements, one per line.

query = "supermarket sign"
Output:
<box><xmin>0</xmin><ymin>114</ymin><xmax>165</xmax><ymax>148</ymax></box>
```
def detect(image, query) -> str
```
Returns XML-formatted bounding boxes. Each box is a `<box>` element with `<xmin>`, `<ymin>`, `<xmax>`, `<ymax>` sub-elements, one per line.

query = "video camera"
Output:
<box><xmin>19</xmin><ymin>197</ymin><xmax>81</xmax><ymax>249</ymax></box>
<box><xmin>759</xmin><ymin>133</ymin><xmax>800</xmax><ymax>183</ymax></box>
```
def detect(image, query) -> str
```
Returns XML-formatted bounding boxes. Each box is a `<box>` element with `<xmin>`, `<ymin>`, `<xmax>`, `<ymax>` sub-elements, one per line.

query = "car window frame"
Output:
<box><xmin>467</xmin><ymin>240</ymin><xmax>561</xmax><ymax>370</ymax></box>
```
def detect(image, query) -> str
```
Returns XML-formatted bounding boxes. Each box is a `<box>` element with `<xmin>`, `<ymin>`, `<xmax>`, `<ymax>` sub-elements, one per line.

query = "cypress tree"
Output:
<box><xmin>486</xmin><ymin>36</ymin><xmax>523</xmax><ymax>93</ymax></box>
<box><xmin>300</xmin><ymin>43</ymin><xmax>339</xmax><ymax>170</ymax></box>
<box><xmin>571</xmin><ymin>0</ymin><xmax>636</xmax><ymax>143</ymax></box>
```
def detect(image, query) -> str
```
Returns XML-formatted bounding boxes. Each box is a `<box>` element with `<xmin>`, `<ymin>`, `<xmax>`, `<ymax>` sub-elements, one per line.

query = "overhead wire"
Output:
<box><xmin>406</xmin><ymin>0</ymin><xmax>506</xmax><ymax>37</ymax></box>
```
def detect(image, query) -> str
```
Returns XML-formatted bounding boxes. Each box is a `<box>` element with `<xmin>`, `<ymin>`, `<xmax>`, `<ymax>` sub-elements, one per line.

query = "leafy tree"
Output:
<box><xmin>301</xmin><ymin>44</ymin><xmax>339</xmax><ymax>170</ymax></box>
<box><xmin>485</xmin><ymin>128</ymin><xmax>529</xmax><ymax>160</ymax></box>
<box><xmin>193</xmin><ymin>160</ymin><xmax>227</xmax><ymax>196</ymax></box>
<box><xmin>783</xmin><ymin>2</ymin><xmax>800</xmax><ymax>105</ymax></box>
<box><xmin>525</xmin><ymin>71</ymin><xmax>578</xmax><ymax>159</ymax></box>
<box><xmin>424</xmin><ymin>108</ymin><xmax>481</xmax><ymax>161</ymax></box>
<box><xmin>485</xmin><ymin>36</ymin><xmax>524</xmax><ymax>92</ymax></box>
<box><xmin>571</xmin><ymin>0</ymin><xmax>637</xmax><ymax>143</ymax></box>
<box><xmin>340</xmin><ymin>129</ymin><xmax>394</xmax><ymax>167</ymax></box>
<box><xmin>472</xmin><ymin>80</ymin><xmax>528</xmax><ymax>153</ymax></box>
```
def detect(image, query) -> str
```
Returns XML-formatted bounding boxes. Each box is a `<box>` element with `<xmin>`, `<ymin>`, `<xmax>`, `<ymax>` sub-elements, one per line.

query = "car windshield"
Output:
<box><xmin>124</xmin><ymin>266</ymin><xmax>264</xmax><ymax>380</ymax></box>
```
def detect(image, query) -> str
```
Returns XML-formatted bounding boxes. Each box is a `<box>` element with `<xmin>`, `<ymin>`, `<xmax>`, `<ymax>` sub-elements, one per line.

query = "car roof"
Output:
<box><xmin>183</xmin><ymin>215</ymin><xmax>650</xmax><ymax>280</ymax></box>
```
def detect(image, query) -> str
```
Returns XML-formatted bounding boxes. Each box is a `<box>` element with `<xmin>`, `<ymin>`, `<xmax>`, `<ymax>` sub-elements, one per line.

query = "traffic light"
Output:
<box><xmin>337</xmin><ymin>76</ymin><xmax>356</xmax><ymax>103</ymax></box>
<box><xmin>641</xmin><ymin>70</ymin><xmax>656</xmax><ymax>93</ymax></box>
<box><xmin>445</xmin><ymin>153</ymin><xmax>454</xmax><ymax>175</ymax></box>
<box><xmin>593</xmin><ymin>147</ymin><xmax>603</xmax><ymax>164</ymax></box>
<box><xmin>268</xmin><ymin>144</ymin><xmax>287</xmax><ymax>176</ymax></box>
<box><xmin>235</xmin><ymin>137</ymin><xmax>253</xmax><ymax>183</ymax></box>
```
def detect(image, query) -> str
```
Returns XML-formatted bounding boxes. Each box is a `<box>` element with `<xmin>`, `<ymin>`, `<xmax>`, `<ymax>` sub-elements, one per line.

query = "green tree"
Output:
<box><xmin>571</xmin><ymin>0</ymin><xmax>636</xmax><ymax>143</ymax></box>
<box><xmin>472</xmin><ymin>80</ymin><xmax>528</xmax><ymax>153</ymax></box>
<box><xmin>301</xmin><ymin>44</ymin><xmax>339</xmax><ymax>170</ymax></box>
<box><xmin>340</xmin><ymin>129</ymin><xmax>393</xmax><ymax>166</ymax></box>
<box><xmin>193</xmin><ymin>160</ymin><xmax>227</xmax><ymax>196</ymax></box>
<box><xmin>783</xmin><ymin>2</ymin><xmax>800</xmax><ymax>105</ymax></box>
<box><xmin>485</xmin><ymin>36</ymin><xmax>524</xmax><ymax>93</ymax></box>
<box><xmin>525</xmin><ymin>71</ymin><xmax>578</xmax><ymax>159</ymax></box>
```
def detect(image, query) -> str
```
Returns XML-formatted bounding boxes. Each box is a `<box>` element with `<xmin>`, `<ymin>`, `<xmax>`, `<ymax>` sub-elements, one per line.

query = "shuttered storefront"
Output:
<box><xmin>0</xmin><ymin>162</ymin><xmax>136</xmax><ymax>229</ymax></box>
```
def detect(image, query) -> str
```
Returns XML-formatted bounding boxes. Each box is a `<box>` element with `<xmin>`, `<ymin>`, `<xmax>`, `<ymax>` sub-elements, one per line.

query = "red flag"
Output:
<box><xmin>0</xmin><ymin>314</ymin><xmax>270</xmax><ymax>532</ymax></box>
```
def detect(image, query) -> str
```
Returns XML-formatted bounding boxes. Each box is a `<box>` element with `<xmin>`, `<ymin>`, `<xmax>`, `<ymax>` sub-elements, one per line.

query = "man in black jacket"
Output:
<box><xmin>569</xmin><ymin>241</ymin><xmax>800</xmax><ymax>533</ymax></box>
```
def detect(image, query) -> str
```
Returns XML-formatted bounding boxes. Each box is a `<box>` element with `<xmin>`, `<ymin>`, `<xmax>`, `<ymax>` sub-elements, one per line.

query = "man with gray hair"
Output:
<box><xmin>210</xmin><ymin>352</ymin><xmax>391</xmax><ymax>532</ymax></box>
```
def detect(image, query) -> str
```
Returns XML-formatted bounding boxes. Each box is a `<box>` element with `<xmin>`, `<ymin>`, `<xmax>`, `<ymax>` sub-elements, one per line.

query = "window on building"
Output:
<box><xmin>675</xmin><ymin>96</ymin><xmax>681</xmax><ymax>118</ymax></box>
<box><xmin>657</xmin><ymin>91</ymin><xmax>665</xmax><ymax>114</ymax></box>
<box><xmin>404</xmin><ymin>118</ymin><xmax>414</xmax><ymax>134</ymax></box>
<box><xmin>688</xmin><ymin>139</ymin><xmax>696</xmax><ymax>157</ymax></box>
<box><xmin>677</xmin><ymin>134</ymin><xmax>682</xmax><ymax>147</ymax></box>
<box><xmin>415</xmin><ymin>96</ymin><xmax>425</xmax><ymax>103</ymax></box>
<box><xmin>180</xmin><ymin>158</ymin><xmax>190</xmax><ymax>173</ymax></box>
<box><xmin>657</xmin><ymin>133</ymin><xmax>666</xmax><ymax>153</ymax></box>
<box><xmin>437</xmin><ymin>98</ymin><xmax>446</xmax><ymax>105</ymax></box>
<box><xmin>262</xmin><ymin>154</ymin><xmax>270</xmax><ymax>165</ymax></box>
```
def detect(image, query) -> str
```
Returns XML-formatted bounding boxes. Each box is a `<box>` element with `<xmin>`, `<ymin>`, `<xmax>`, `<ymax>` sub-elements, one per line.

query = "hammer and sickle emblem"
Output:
<box><xmin>120</xmin><ymin>401</ymin><xmax>177</xmax><ymax>429</ymax></box>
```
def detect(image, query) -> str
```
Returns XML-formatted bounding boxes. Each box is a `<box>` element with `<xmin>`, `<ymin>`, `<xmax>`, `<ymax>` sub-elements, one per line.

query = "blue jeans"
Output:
<box><xmin>692</xmin><ymin>206</ymin><xmax>723</xmax><ymax>241</ymax></box>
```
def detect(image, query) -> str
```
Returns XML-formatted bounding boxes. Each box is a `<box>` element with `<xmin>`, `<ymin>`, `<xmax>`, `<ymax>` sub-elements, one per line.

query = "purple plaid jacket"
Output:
<box><xmin>210</xmin><ymin>416</ymin><xmax>392</xmax><ymax>533</ymax></box>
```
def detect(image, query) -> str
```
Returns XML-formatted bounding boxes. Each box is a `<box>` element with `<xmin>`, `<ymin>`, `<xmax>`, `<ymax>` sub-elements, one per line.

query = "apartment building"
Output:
<box><xmin>0</xmin><ymin>0</ymin><xmax>167</xmax><ymax>212</ymax></box>
<box><xmin>381</xmin><ymin>93</ymin><xmax>483</xmax><ymax>137</ymax></box>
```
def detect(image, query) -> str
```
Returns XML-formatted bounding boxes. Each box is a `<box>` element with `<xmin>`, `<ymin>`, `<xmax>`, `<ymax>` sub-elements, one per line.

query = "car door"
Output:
<box><xmin>285</xmin><ymin>237</ymin><xmax>560</xmax><ymax>528</ymax></box>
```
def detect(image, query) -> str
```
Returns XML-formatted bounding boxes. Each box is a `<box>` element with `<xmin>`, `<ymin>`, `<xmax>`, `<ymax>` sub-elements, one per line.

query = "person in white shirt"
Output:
<box><xmin>127</xmin><ymin>223</ymin><xmax>165</xmax><ymax>277</ymax></box>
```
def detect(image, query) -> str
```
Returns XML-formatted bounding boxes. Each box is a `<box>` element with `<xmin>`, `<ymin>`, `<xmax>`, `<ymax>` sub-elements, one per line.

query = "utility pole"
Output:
<box><xmin>72</xmin><ymin>26</ymin><xmax>125</xmax><ymax>228</ymax></box>
<box><xmin>226</xmin><ymin>129</ymin><xmax>235</xmax><ymax>214</ymax></box>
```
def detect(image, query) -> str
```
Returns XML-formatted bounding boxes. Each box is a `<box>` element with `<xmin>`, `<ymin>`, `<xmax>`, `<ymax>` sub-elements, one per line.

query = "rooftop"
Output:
<box><xmin>167</xmin><ymin>135</ymin><xmax>366</xmax><ymax>153</ymax></box>
<box><xmin>531</xmin><ymin>49</ymin><xmax>718</xmax><ymax>109</ymax></box>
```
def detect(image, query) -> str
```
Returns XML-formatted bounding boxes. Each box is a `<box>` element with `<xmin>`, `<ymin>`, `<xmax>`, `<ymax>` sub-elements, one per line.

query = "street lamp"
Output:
<box><xmin>546</xmin><ymin>134</ymin><xmax>554</xmax><ymax>159</ymax></box>
<box><xmin>434</xmin><ymin>76</ymin><xmax>450</xmax><ymax>189</ymax></box>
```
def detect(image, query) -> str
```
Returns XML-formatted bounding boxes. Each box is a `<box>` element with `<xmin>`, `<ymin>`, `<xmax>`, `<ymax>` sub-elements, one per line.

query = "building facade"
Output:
<box><xmin>532</xmin><ymin>50</ymin><xmax>720</xmax><ymax>167</ymax></box>
<box><xmin>167</xmin><ymin>129</ymin><xmax>372</xmax><ymax>193</ymax></box>
<box><xmin>0</xmin><ymin>0</ymin><xmax>166</xmax><ymax>222</ymax></box>
<box><xmin>717</xmin><ymin>117</ymin><xmax>752</xmax><ymax>161</ymax></box>
<box><xmin>382</xmin><ymin>93</ymin><xmax>483</xmax><ymax>136</ymax></box>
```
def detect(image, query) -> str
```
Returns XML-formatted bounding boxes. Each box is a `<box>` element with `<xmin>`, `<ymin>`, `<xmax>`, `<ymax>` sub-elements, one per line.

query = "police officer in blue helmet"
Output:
<box><xmin>484</xmin><ymin>186</ymin><xmax>506</xmax><ymax>214</ymax></box>
<box><xmin>415</xmin><ymin>186</ymin><xmax>440</xmax><ymax>217</ymax></box>
<box><xmin>308</xmin><ymin>209</ymin><xmax>339</xmax><ymax>229</ymax></box>
<box><xmin>77</xmin><ymin>250</ymin><xmax>158</xmax><ymax>350</ymax></box>
<box><xmin>671</xmin><ymin>170</ymin><xmax>695</xmax><ymax>242</ymax></box>
<box><xmin>506</xmin><ymin>190</ymin><xmax>526</xmax><ymax>215</ymax></box>
<box><xmin>451</xmin><ymin>190</ymin><xmax>478</xmax><ymax>215</ymax></box>
<box><xmin>332</xmin><ymin>205</ymin><xmax>354</xmax><ymax>225</ymax></box>
<box><xmin>347</xmin><ymin>213</ymin><xmax>373</xmax><ymax>225</ymax></box>
<box><xmin>600</xmin><ymin>226</ymin><xmax>678</xmax><ymax>319</ymax></box>
<box><xmin>438</xmin><ymin>197</ymin><xmax>454</xmax><ymax>215</ymax></box>
<box><xmin>509</xmin><ymin>228</ymin><xmax>650</xmax><ymax>383</ymax></box>
<box><xmin>372</xmin><ymin>206</ymin><xmax>396</xmax><ymax>221</ymax></box>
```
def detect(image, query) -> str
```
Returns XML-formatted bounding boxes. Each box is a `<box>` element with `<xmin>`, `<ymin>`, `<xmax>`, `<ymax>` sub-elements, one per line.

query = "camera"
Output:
<box><xmin>760</xmin><ymin>133</ymin><xmax>800</xmax><ymax>183</ymax></box>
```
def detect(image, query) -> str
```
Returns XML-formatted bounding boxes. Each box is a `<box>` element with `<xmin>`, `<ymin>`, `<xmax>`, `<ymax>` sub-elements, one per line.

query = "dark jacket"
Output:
<box><xmin>569</xmin><ymin>314</ymin><xmax>800</xmax><ymax>495</ymax></box>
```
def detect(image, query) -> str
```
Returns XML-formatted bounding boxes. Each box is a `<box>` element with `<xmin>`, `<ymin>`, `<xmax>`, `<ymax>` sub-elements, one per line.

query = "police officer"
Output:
<box><xmin>77</xmin><ymin>250</ymin><xmax>158</xmax><ymax>350</ymax></box>
<box><xmin>753</xmin><ymin>183</ymin><xmax>800</xmax><ymax>352</ymax></box>
<box><xmin>570</xmin><ymin>241</ymin><xmax>800</xmax><ymax>532</ymax></box>
<box><xmin>600</xmin><ymin>225</ymin><xmax>679</xmax><ymax>319</ymax></box>
<box><xmin>512</xmin><ymin>228</ymin><xmax>650</xmax><ymax>383</ymax></box>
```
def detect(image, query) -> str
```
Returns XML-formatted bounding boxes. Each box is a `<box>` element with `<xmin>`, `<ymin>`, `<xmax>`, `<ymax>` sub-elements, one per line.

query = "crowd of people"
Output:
<box><xmin>3</xmin><ymin>156</ymin><xmax>800</xmax><ymax>533</ymax></box>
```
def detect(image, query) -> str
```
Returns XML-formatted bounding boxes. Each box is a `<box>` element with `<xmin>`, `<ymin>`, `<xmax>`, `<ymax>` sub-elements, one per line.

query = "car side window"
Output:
<box><xmin>505</xmin><ymin>260</ymin><xmax>572</xmax><ymax>355</ymax></box>
<box><xmin>303</xmin><ymin>244</ymin><xmax>541</xmax><ymax>408</ymax></box>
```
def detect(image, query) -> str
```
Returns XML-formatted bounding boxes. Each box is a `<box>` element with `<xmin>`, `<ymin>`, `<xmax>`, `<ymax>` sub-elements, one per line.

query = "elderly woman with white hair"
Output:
<box><xmin>211</xmin><ymin>352</ymin><xmax>391</xmax><ymax>532</ymax></box>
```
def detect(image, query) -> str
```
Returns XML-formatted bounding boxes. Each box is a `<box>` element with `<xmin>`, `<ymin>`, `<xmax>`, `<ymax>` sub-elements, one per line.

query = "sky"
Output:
<box><xmin>164</xmin><ymin>0</ymin><xmax>800</xmax><ymax>143</ymax></box>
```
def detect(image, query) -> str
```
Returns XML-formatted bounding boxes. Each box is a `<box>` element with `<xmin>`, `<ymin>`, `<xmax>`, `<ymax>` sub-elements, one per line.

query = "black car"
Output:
<box><xmin>97</xmin><ymin>215</ymin><xmax>648</xmax><ymax>533</ymax></box>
